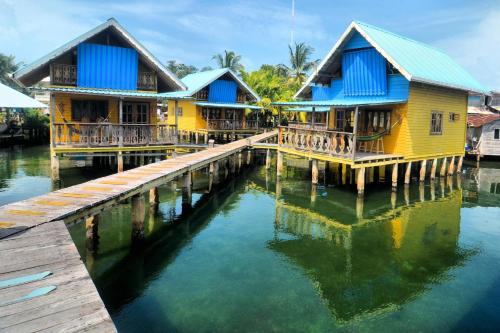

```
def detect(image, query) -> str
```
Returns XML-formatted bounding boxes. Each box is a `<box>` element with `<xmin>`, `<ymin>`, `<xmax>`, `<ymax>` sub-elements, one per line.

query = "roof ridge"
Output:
<box><xmin>354</xmin><ymin>20</ymin><xmax>449</xmax><ymax>55</ymax></box>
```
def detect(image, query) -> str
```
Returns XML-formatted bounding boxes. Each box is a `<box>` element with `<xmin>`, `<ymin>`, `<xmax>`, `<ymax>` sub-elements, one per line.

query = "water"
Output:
<box><xmin>1</xmin><ymin>146</ymin><xmax>500</xmax><ymax>332</ymax></box>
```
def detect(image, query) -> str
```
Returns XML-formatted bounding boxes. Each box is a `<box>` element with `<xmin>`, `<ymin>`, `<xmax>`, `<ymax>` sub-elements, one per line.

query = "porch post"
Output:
<box><xmin>352</xmin><ymin>106</ymin><xmax>359</xmax><ymax>161</ymax></box>
<box><xmin>256</xmin><ymin>109</ymin><xmax>260</xmax><ymax>130</ymax></box>
<box><xmin>174</xmin><ymin>99</ymin><xmax>179</xmax><ymax>128</ymax></box>
<box><xmin>311</xmin><ymin>107</ymin><xmax>316</xmax><ymax>129</ymax></box>
<box><xmin>278</xmin><ymin>106</ymin><xmax>282</xmax><ymax>127</ymax></box>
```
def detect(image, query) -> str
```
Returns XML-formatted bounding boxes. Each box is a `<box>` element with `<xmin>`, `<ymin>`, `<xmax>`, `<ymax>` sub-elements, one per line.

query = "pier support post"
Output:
<box><xmin>311</xmin><ymin>184</ymin><xmax>317</xmax><ymax>205</ymax></box>
<box><xmin>342</xmin><ymin>164</ymin><xmax>347</xmax><ymax>185</ymax></box>
<box><xmin>265</xmin><ymin>149</ymin><xmax>271</xmax><ymax>170</ymax></box>
<box><xmin>440</xmin><ymin>157</ymin><xmax>447</xmax><ymax>177</ymax></box>
<box><xmin>131</xmin><ymin>194</ymin><xmax>146</xmax><ymax>242</ymax></box>
<box><xmin>391</xmin><ymin>163</ymin><xmax>398</xmax><ymax>190</ymax></box>
<box><xmin>208</xmin><ymin>139</ymin><xmax>215</xmax><ymax>148</ymax></box>
<box><xmin>404</xmin><ymin>161</ymin><xmax>412</xmax><ymax>185</ymax></box>
<box><xmin>149</xmin><ymin>187</ymin><xmax>159</xmax><ymax>206</ymax></box>
<box><xmin>85</xmin><ymin>214</ymin><xmax>100</xmax><ymax>250</ymax></box>
<box><xmin>357</xmin><ymin>167</ymin><xmax>366</xmax><ymax>195</ymax></box>
<box><xmin>51</xmin><ymin>153</ymin><xmax>60</xmax><ymax>181</ymax></box>
<box><xmin>182</xmin><ymin>172</ymin><xmax>192</xmax><ymax>212</ymax></box>
<box><xmin>419</xmin><ymin>160</ymin><xmax>427</xmax><ymax>182</ymax></box>
<box><xmin>311</xmin><ymin>159</ymin><xmax>319</xmax><ymax>184</ymax></box>
<box><xmin>448</xmin><ymin>156</ymin><xmax>456</xmax><ymax>175</ymax></box>
<box><xmin>457</xmin><ymin>156</ymin><xmax>463</xmax><ymax>173</ymax></box>
<box><xmin>246</xmin><ymin>149</ymin><xmax>252</xmax><ymax>165</ymax></box>
<box><xmin>238</xmin><ymin>152</ymin><xmax>243</xmax><ymax>170</ymax></box>
<box><xmin>117</xmin><ymin>152</ymin><xmax>124</xmax><ymax>173</ymax></box>
<box><xmin>430</xmin><ymin>158</ymin><xmax>437</xmax><ymax>180</ymax></box>
<box><xmin>204</xmin><ymin>133</ymin><xmax>208</xmax><ymax>144</ymax></box>
<box><xmin>356</xmin><ymin>195</ymin><xmax>364</xmax><ymax>219</ymax></box>
<box><xmin>277</xmin><ymin>151</ymin><xmax>284</xmax><ymax>177</ymax></box>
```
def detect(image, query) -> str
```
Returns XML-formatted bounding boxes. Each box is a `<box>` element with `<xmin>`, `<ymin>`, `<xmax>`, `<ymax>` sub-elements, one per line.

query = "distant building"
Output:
<box><xmin>467</xmin><ymin>92</ymin><xmax>500</xmax><ymax>159</ymax></box>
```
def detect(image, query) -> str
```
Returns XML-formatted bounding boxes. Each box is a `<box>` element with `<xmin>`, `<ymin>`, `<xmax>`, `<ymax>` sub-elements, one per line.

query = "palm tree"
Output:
<box><xmin>212</xmin><ymin>50</ymin><xmax>244</xmax><ymax>73</ymax></box>
<box><xmin>279</xmin><ymin>42</ymin><xmax>318</xmax><ymax>83</ymax></box>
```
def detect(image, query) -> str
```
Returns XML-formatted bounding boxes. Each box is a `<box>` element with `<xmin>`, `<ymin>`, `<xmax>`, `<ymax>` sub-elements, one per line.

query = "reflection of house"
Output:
<box><xmin>160</xmin><ymin>68</ymin><xmax>261</xmax><ymax>143</ymax></box>
<box><xmin>270</xmin><ymin>188</ymin><xmax>465</xmax><ymax>322</ymax></box>
<box><xmin>13</xmin><ymin>18</ymin><xmax>186</xmax><ymax>179</ymax></box>
<box><xmin>274</xmin><ymin>21</ymin><xmax>488</xmax><ymax>191</ymax></box>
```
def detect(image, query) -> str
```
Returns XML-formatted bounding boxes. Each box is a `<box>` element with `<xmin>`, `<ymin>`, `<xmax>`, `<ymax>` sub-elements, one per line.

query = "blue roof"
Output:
<box><xmin>297</xmin><ymin>21</ymin><xmax>489</xmax><ymax>97</ymax></box>
<box><xmin>36</xmin><ymin>86</ymin><xmax>160</xmax><ymax>98</ymax></box>
<box><xmin>273</xmin><ymin>96</ymin><xmax>407</xmax><ymax>108</ymax></box>
<box><xmin>286</xmin><ymin>106</ymin><xmax>330</xmax><ymax>112</ymax></box>
<box><xmin>194</xmin><ymin>102</ymin><xmax>261</xmax><ymax>110</ymax></box>
<box><xmin>159</xmin><ymin>68</ymin><xmax>260</xmax><ymax>101</ymax></box>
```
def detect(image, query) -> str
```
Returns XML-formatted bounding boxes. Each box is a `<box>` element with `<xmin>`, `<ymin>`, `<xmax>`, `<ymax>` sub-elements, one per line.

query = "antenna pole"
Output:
<box><xmin>291</xmin><ymin>0</ymin><xmax>295</xmax><ymax>46</ymax></box>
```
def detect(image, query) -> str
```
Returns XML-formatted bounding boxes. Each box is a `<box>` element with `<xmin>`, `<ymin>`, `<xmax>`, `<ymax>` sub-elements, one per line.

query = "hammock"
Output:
<box><xmin>357</xmin><ymin>116</ymin><xmax>402</xmax><ymax>142</ymax></box>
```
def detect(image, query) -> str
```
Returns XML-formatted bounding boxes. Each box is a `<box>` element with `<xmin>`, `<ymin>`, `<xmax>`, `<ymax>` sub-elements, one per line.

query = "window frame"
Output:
<box><xmin>430</xmin><ymin>111</ymin><xmax>443</xmax><ymax>135</ymax></box>
<box><xmin>494</xmin><ymin>128</ymin><xmax>500</xmax><ymax>140</ymax></box>
<box><xmin>71</xmin><ymin>100</ymin><xmax>108</xmax><ymax>122</ymax></box>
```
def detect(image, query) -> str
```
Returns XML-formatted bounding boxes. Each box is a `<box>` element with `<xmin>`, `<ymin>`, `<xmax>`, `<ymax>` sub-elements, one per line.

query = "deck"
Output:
<box><xmin>0</xmin><ymin>130</ymin><xmax>277</xmax><ymax>332</ymax></box>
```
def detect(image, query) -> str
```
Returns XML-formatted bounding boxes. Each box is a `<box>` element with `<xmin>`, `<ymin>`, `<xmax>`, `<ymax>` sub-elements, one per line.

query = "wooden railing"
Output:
<box><xmin>52</xmin><ymin>123</ymin><xmax>177</xmax><ymax>147</ymax></box>
<box><xmin>279</xmin><ymin>126</ymin><xmax>354</xmax><ymax>158</ymax></box>
<box><xmin>206</xmin><ymin>119</ymin><xmax>259</xmax><ymax>131</ymax></box>
<box><xmin>288</xmin><ymin>122</ymin><xmax>327</xmax><ymax>131</ymax></box>
<box><xmin>50</xmin><ymin>64</ymin><xmax>77</xmax><ymax>85</ymax></box>
<box><xmin>137</xmin><ymin>72</ymin><xmax>157</xmax><ymax>91</ymax></box>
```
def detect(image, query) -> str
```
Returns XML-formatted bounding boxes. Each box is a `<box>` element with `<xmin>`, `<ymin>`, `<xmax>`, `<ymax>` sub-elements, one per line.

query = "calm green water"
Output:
<box><xmin>1</xmin><ymin>145</ymin><xmax>500</xmax><ymax>332</ymax></box>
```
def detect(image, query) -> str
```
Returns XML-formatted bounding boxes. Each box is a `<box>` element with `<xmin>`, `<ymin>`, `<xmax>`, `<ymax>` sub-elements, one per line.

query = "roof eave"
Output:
<box><xmin>411</xmin><ymin>76</ymin><xmax>489</xmax><ymax>95</ymax></box>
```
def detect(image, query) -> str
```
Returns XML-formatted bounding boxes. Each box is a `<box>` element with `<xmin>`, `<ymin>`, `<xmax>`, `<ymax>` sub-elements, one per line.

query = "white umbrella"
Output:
<box><xmin>0</xmin><ymin>82</ymin><xmax>47</xmax><ymax>108</ymax></box>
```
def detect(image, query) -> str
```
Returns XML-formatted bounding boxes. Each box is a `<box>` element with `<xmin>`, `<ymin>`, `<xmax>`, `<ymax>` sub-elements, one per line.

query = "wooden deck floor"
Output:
<box><xmin>0</xmin><ymin>130</ymin><xmax>277</xmax><ymax>332</ymax></box>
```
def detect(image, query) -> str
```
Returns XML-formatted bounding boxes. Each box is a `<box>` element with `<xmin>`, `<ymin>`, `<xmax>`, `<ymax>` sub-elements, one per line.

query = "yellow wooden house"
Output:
<box><xmin>159</xmin><ymin>68</ymin><xmax>262</xmax><ymax>143</ymax></box>
<box><xmin>274</xmin><ymin>21</ymin><xmax>489</xmax><ymax>193</ymax></box>
<box><xmin>13</xmin><ymin>18</ymin><xmax>186</xmax><ymax>179</ymax></box>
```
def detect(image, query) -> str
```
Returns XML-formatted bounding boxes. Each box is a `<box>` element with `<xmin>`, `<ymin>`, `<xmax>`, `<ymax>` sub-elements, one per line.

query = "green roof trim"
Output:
<box><xmin>273</xmin><ymin>97</ymin><xmax>407</xmax><ymax>108</ymax></box>
<box><xmin>194</xmin><ymin>102</ymin><xmax>261</xmax><ymax>110</ymax></box>
<box><xmin>36</xmin><ymin>86</ymin><xmax>160</xmax><ymax>98</ymax></box>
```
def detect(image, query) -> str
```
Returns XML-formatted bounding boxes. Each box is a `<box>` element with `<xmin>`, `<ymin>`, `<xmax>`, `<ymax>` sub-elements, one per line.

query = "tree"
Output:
<box><xmin>0</xmin><ymin>53</ymin><xmax>20</xmax><ymax>87</ymax></box>
<box><xmin>166</xmin><ymin>60</ymin><xmax>198</xmax><ymax>78</ymax></box>
<box><xmin>279</xmin><ymin>42</ymin><xmax>318</xmax><ymax>83</ymax></box>
<box><xmin>212</xmin><ymin>50</ymin><xmax>244</xmax><ymax>73</ymax></box>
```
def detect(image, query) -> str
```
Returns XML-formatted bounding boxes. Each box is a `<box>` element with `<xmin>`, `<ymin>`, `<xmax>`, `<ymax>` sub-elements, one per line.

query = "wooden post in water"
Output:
<box><xmin>311</xmin><ymin>184</ymin><xmax>317</xmax><ymax>205</ymax></box>
<box><xmin>131</xmin><ymin>194</ymin><xmax>146</xmax><ymax>242</ymax></box>
<box><xmin>238</xmin><ymin>152</ymin><xmax>243</xmax><ymax>170</ymax></box>
<box><xmin>117</xmin><ymin>151</ymin><xmax>124</xmax><ymax>173</ymax></box>
<box><xmin>448</xmin><ymin>156</ymin><xmax>456</xmax><ymax>175</ymax></box>
<box><xmin>404</xmin><ymin>161</ymin><xmax>412</xmax><ymax>185</ymax></box>
<box><xmin>247</xmin><ymin>149</ymin><xmax>252</xmax><ymax>165</ymax></box>
<box><xmin>50</xmin><ymin>152</ymin><xmax>60</xmax><ymax>181</ymax></box>
<box><xmin>440</xmin><ymin>157</ymin><xmax>447</xmax><ymax>177</ymax></box>
<box><xmin>208</xmin><ymin>139</ymin><xmax>215</xmax><ymax>148</ymax></box>
<box><xmin>266</xmin><ymin>149</ymin><xmax>271</xmax><ymax>170</ymax></box>
<box><xmin>277</xmin><ymin>151</ymin><xmax>284</xmax><ymax>176</ymax></box>
<box><xmin>356</xmin><ymin>195</ymin><xmax>364</xmax><ymax>219</ymax></box>
<box><xmin>149</xmin><ymin>187</ymin><xmax>159</xmax><ymax>206</ymax></box>
<box><xmin>357</xmin><ymin>167</ymin><xmax>365</xmax><ymax>195</ymax></box>
<box><xmin>182</xmin><ymin>172</ymin><xmax>192</xmax><ymax>212</ymax></box>
<box><xmin>391</xmin><ymin>163</ymin><xmax>398</xmax><ymax>190</ymax></box>
<box><xmin>311</xmin><ymin>159</ymin><xmax>319</xmax><ymax>185</ymax></box>
<box><xmin>457</xmin><ymin>156</ymin><xmax>463</xmax><ymax>173</ymax></box>
<box><xmin>419</xmin><ymin>160</ymin><xmax>427</xmax><ymax>182</ymax></box>
<box><xmin>430</xmin><ymin>158</ymin><xmax>438</xmax><ymax>180</ymax></box>
<box><xmin>85</xmin><ymin>214</ymin><xmax>99</xmax><ymax>250</ymax></box>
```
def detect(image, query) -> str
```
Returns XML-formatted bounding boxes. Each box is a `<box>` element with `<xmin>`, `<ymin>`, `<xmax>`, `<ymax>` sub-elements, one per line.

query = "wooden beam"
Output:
<box><xmin>430</xmin><ymin>158</ymin><xmax>437</xmax><ymax>180</ymax></box>
<box><xmin>419</xmin><ymin>160</ymin><xmax>427</xmax><ymax>182</ymax></box>
<box><xmin>404</xmin><ymin>161</ymin><xmax>412</xmax><ymax>185</ymax></box>
<box><xmin>457</xmin><ymin>156</ymin><xmax>463</xmax><ymax>173</ymax></box>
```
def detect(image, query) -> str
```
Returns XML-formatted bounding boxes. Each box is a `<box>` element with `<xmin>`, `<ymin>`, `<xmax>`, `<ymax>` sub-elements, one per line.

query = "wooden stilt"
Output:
<box><xmin>277</xmin><ymin>151</ymin><xmax>284</xmax><ymax>176</ymax></box>
<box><xmin>117</xmin><ymin>152</ymin><xmax>124</xmax><ymax>173</ymax></box>
<box><xmin>238</xmin><ymin>152</ymin><xmax>243</xmax><ymax>170</ymax></box>
<box><xmin>404</xmin><ymin>184</ymin><xmax>410</xmax><ymax>205</ymax></box>
<box><xmin>391</xmin><ymin>163</ymin><xmax>398</xmax><ymax>190</ymax></box>
<box><xmin>182</xmin><ymin>172</ymin><xmax>192</xmax><ymax>211</ymax></box>
<box><xmin>246</xmin><ymin>149</ymin><xmax>252</xmax><ymax>165</ymax></box>
<box><xmin>342</xmin><ymin>163</ymin><xmax>347</xmax><ymax>185</ymax></box>
<box><xmin>265</xmin><ymin>149</ymin><xmax>271</xmax><ymax>170</ymax></box>
<box><xmin>209</xmin><ymin>162</ymin><xmax>215</xmax><ymax>174</ymax></box>
<box><xmin>357</xmin><ymin>167</ymin><xmax>365</xmax><ymax>195</ymax></box>
<box><xmin>391</xmin><ymin>191</ymin><xmax>397</xmax><ymax>209</ymax></box>
<box><xmin>131</xmin><ymin>194</ymin><xmax>146</xmax><ymax>241</ymax></box>
<box><xmin>85</xmin><ymin>214</ymin><xmax>99</xmax><ymax>243</ymax></box>
<box><xmin>419</xmin><ymin>160</ymin><xmax>427</xmax><ymax>182</ymax></box>
<box><xmin>311</xmin><ymin>184</ymin><xmax>317</xmax><ymax>205</ymax></box>
<box><xmin>204</xmin><ymin>133</ymin><xmax>208</xmax><ymax>144</ymax></box>
<box><xmin>404</xmin><ymin>161</ymin><xmax>412</xmax><ymax>185</ymax></box>
<box><xmin>51</xmin><ymin>153</ymin><xmax>60</xmax><ymax>181</ymax></box>
<box><xmin>311</xmin><ymin>159</ymin><xmax>319</xmax><ymax>184</ymax></box>
<box><xmin>440</xmin><ymin>157</ymin><xmax>447</xmax><ymax>177</ymax></box>
<box><xmin>149</xmin><ymin>187</ymin><xmax>159</xmax><ymax>206</ymax></box>
<box><xmin>356</xmin><ymin>195</ymin><xmax>364</xmax><ymax>219</ymax></box>
<box><xmin>419</xmin><ymin>183</ymin><xmax>425</xmax><ymax>202</ymax></box>
<box><xmin>457</xmin><ymin>156</ymin><xmax>463</xmax><ymax>173</ymax></box>
<box><xmin>430</xmin><ymin>158</ymin><xmax>437</xmax><ymax>180</ymax></box>
<box><xmin>448</xmin><ymin>156</ymin><xmax>456</xmax><ymax>175</ymax></box>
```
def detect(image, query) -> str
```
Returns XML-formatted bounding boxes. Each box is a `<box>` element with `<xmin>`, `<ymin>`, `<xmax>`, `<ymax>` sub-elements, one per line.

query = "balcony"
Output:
<box><xmin>50</xmin><ymin>64</ymin><xmax>77</xmax><ymax>86</ymax></box>
<box><xmin>52</xmin><ymin>123</ymin><xmax>177</xmax><ymax>147</ymax></box>
<box><xmin>206</xmin><ymin>119</ymin><xmax>259</xmax><ymax>131</ymax></box>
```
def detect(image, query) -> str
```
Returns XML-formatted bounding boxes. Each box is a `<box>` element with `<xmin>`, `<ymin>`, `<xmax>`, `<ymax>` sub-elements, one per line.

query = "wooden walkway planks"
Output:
<box><xmin>0</xmin><ymin>221</ymin><xmax>116</xmax><ymax>333</ymax></box>
<box><xmin>0</xmin><ymin>131</ymin><xmax>277</xmax><ymax>333</ymax></box>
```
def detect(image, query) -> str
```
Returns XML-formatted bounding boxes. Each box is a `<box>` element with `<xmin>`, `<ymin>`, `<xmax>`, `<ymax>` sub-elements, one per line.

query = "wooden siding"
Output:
<box><xmin>478</xmin><ymin>120</ymin><xmax>500</xmax><ymax>156</ymax></box>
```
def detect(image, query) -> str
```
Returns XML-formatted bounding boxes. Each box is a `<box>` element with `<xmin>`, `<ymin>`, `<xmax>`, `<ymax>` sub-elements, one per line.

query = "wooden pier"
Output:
<box><xmin>0</xmin><ymin>130</ymin><xmax>277</xmax><ymax>332</ymax></box>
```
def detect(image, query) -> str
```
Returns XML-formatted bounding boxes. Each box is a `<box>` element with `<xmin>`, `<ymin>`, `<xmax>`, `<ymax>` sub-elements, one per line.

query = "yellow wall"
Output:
<box><xmin>383</xmin><ymin>83</ymin><xmax>467</xmax><ymax>160</ymax></box>
<box><xmin>165</xmin><ymin>100</ymin><xmax>198</xmax><ymax>131</ymax></box>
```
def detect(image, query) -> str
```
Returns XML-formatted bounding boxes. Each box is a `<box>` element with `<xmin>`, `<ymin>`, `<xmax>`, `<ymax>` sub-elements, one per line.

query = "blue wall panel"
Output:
<box><xmin>312</xmin><ymin>86</ymin><xmax>334</xmax><ymax>101</ymax></box>
<box><xmin>344</xmin><ymin>31</ymin><xmax>371</xmax><ymax>50</ymax></box>
<box><xmin>208</xmin><ymin>80</ymin><xmax>237</xmax><ymax>103</ymax></box>
<box><xmin>342</xmin><ymin>48</ymin><xmax>387</xmax><ymax>96</ymax></box>
<box><xmin>77</xmin><ymin>43</ymin><xmax>138</xmax><ymax>90</ymax></box>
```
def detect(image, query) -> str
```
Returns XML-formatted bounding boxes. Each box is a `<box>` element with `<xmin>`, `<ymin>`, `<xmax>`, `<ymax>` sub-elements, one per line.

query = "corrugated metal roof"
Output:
<box><xmin>35</xmin><ymin>86</ymin><xmax>160</xmax><ymax>98</ymax></box>
<box><xmin>286</xmin><ymin>106</ymin><xmax>330</xmax><ymax>112</ymax></box>
<box><xmin>272</xmin><ymin>96</ymin><xmax>407</xmax><ymax>108</ymax></box>
<box><xmin>296</xmin><ymin>21</ymin><xmax>489</xmax><ymax>97</ymax></box>
<box><xmin>0</xmin><ymin>83</ymin><xmax>47</xmax><ymax>108</ymax></box>
<box><xmin>159</xmin><ymin>68</ymin><xmax>260</xmax><ymax>101</ymax></box>
<box><xmin>468</xmin><ymin>114</ymin><xmax>500</xmax><ymax>127</ymax></box>
<box><xmin>194</xmin><ymin>102</ymin><xmax>261</xmax><ymax>110</ymax></box>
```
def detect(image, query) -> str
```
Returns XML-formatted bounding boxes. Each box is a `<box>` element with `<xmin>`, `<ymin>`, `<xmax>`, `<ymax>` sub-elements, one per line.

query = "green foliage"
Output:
<box><xmin>0</xmin><ymin>53</ymin><xmax>21</xmax><ymax>88</ymax></box>
<box><xmin>212</xmin><ymin>50</ymin><xmax>244</xmax><ymax>73</ymax></box>
<box><xmin>166</xmin><ymin>60</ymin><xmax>198</xmax><ymax>78</ymax></box>
<box><xmin>23</xmin><ymin>109</ymin><xmax>49</xmax><ymax>128</ymax></box>
<box><xmin>279</xmin><ymin>42</ymin><xmax>318</xmax><ymax>84</ymax></box>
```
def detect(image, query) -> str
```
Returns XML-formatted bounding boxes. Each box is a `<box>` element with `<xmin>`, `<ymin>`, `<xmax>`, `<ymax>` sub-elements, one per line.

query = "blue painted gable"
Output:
<box><xmin>342</xmin><ymin>48</ymin><xmax>387</xmax><ymax>96</ymax></box>
<box><xmin>208</xmin><ymin>80</ymin><xmax>237</xmax><ymax>103</ymax></box>
<box><xmin>344</xmin><ymin>31</ymin><xmax>371</xmax><ymax>50</ymax></box>
<box><xmin>77</xmin><ymin>43</ymin><xmax>138</xmax><ymax>90</ymax></box>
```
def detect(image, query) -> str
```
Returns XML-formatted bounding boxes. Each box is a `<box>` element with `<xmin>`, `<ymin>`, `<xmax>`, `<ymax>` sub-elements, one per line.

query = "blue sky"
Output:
<box><xmin>1</xmin><ymin>0</ymin><xmax>499</xmax><ymax>90</ymax></box>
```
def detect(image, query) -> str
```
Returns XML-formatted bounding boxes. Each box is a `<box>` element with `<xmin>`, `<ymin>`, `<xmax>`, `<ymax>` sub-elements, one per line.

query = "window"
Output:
<box><xmin>449</xmin><ymin>112</ymin><xmax>459</xmax><ymax>122</ymax></box>
<box><xmin>494</xmin><ymin>129</ymin><xmax>500</xmax><ymax>140</ymax></box>
<box><xmin>71</xmin><ymin>100</ymin><xmax>108</xmax><ymax>122</ymax></box>
<box><xmin>177</xmin><ymin>107</ymin><xmax>183</xmax><ymax>117</ymax></box>
<box><xmin>335</xmin><ymin>109</ymin><xmax>345</xmax><ymax>130</ymax></box>
<box><xmin>430</xmin><ymin>111</ymin><xmax>443</xmax><ymax>135</ymax></box>
<box><xmin>123</xmin><ymin>102</ymin><xmax>149</xmax><ymax>124</ymax></box>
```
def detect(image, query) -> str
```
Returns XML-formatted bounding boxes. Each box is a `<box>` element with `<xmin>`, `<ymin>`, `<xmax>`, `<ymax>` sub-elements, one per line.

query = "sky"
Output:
<box><xmin>0</xmin><ymin>0</ymin><xmax>499</xmax><ymax>90</ymax></box>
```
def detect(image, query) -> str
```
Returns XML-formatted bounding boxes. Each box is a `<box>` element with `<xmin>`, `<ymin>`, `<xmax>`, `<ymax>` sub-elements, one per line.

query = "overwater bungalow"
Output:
<box><xmin>273</xmin><ymin>21</ymin><xmax>489</xmax><ymax>193</ymax></box>
<box><xmin>466</xmin><ymin>93</ymin><xmax>500</xmax><ymax>159</ymax></box>
<box><xmin>12</xmin><ymin>18</ymin><xmax>186</xmax><ymax>179</ymax></box>
<box><xmin>160</xmin><ymin>68</ymin><xmax>262</xmax><ymax>143</ymax></box>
